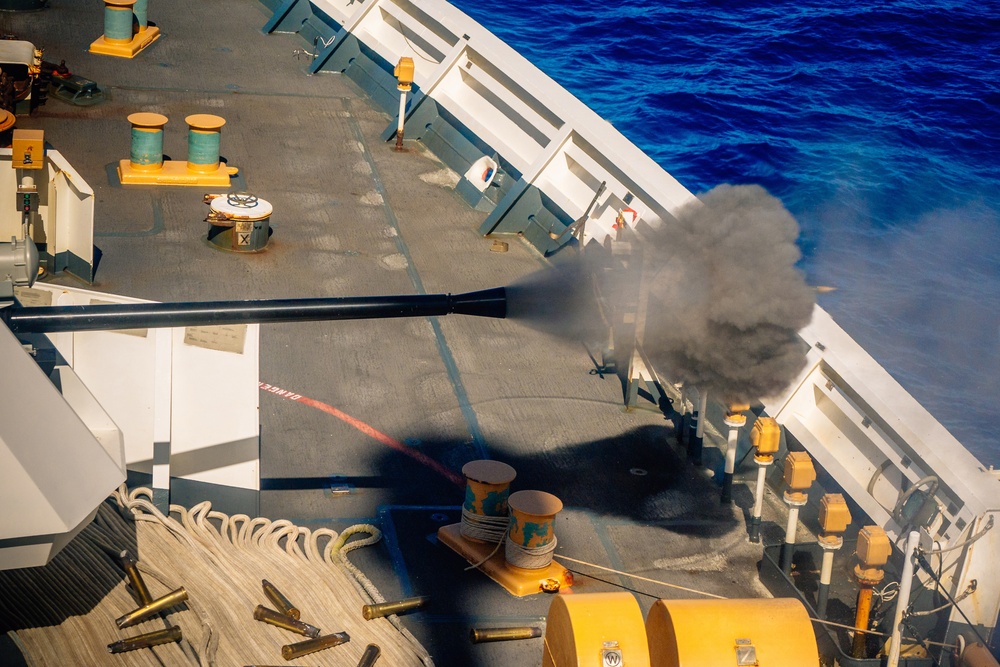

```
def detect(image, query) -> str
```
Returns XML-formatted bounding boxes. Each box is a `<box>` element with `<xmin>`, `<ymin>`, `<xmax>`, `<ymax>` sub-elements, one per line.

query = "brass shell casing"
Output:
<box><xmin>470</xmin><ymin>626</ymin><xmax>543</xmax><ymax>643</ymax></box>
<box><xmin>119</xmin><ymin>550</ymin><xmax>153</xmax><ymax>605</ymax></box>
<box><xmin>253</xmin><ymin>605</ymin><xmax>320</xmax><ymax>638</ymax></box>
<box><xmin>357</xmin><ymin>643</ymin><xmax>382</xmax><ymax>667</ymax></box>
<box><xmin>362</xmin><ymin>596</ymin><xmax>429</xmax><ymax>620</ymax></box>
<box><xmin>281</xmin><ymin>632</ymin><xmax>350</xmax><ymax>660</ymax></box>
<box><xmin>107</xmin><ymin>626</ymin><xmax>182</xmax><ymax>654</ymax></box>
<box><xmin>115</xmin><ymin>587</ymin><xmax>189</xmax><ymax>629</ymax></box>
<box><xmin>262</xmin><ymin>579</ymin><xmax>300</xmax><ymax>620</ymax></box>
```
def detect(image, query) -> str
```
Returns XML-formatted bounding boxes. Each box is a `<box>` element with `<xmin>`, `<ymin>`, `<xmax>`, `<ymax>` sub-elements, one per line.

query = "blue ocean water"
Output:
<box><xmin>450</xmin><ymin>0</ymin><xmax>1000</xmax><ymax>466</ymax></box>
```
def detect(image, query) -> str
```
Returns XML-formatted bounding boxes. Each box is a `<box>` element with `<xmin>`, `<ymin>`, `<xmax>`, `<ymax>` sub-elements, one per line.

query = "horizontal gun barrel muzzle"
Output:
<box><xmin>4</xmin><ymin>288</ymin><xmax>507</xmax><ymax>334</ymax></box>
<box><xmin>469</xmin><ymin>626</ymin><xmax>543</xmax><ymax>643</ymax></box>
<box><xmin>362</xmin><ymin>595</ymin><xmax>429</xmax><ymax>620</ymax></box>
<box><xmin>448</xmin><ymin>287</ymin><xmax>506</xmax><ymax>319</ymax></box>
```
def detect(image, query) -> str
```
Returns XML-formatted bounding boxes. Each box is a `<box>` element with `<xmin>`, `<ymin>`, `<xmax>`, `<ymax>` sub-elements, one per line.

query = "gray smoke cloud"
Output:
<box><xmin>506</xmin><ymin>184</ymin><xmax>816</xmax><ymax>404</ymax></box>
<box><xmin>505</xmin><ymin>259</ymin><xmax>607</xmax><ymax>340</ymax></box>
<box><xmin>642</xmin><ymin>184</ymin><xmax>815</xmax><ymax>403</ymax></box>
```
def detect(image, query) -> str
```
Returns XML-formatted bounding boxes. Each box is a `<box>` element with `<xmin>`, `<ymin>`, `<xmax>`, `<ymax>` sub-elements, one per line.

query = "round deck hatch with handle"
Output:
<box><xmin>206</xmin><ymin>193</ymin><xmax>273</xmax><ymax>252</ymax></box>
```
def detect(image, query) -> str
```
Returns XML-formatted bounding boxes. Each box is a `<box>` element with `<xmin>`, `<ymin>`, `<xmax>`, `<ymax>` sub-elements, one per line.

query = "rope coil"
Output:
<box><xmin>459</xmin><ymin>508</ymin><xmax>508</xmax><ymax>543</ymax></box>
<box><xmin>505</xmin><ymin>536</ymin><xmax>558</xmax><ymax>570</ymax></box>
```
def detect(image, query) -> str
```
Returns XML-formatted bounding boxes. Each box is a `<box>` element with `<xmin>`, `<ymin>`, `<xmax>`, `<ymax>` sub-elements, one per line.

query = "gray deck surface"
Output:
<box><xmin>1</xmin><ymin>3</ymin><xmax>804</xmax><ymax>665</ymax></box>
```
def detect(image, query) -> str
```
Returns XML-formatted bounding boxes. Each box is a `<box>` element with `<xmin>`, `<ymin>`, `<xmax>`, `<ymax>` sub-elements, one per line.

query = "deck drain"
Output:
<box><xmin>629</xmin><ymin>468</ymin><xmax>648</xmax><ymax>476</ymax></box>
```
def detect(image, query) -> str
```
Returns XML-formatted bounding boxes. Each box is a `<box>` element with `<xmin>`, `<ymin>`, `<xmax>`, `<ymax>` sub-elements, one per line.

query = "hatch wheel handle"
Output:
<box><xmin>227</xmin><ymin>193</ymin><xmax>259</xmax><ymax>208</ymax></box>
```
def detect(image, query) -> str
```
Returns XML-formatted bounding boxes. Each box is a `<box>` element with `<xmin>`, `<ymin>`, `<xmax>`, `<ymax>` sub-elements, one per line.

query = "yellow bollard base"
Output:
<box><xmin>118</xmin><ymin>159</ymin><xmax>238</xmax><ymax>187</ymax></box>
<box><xmin>437</xmin><ymin>523</ymin><xmax>573</xmax><ymax>597</ymax></box>
<box><xmin>89</xmin><ymin>26</ymin><xmax>161</xmax><ymax>58</ymax></box>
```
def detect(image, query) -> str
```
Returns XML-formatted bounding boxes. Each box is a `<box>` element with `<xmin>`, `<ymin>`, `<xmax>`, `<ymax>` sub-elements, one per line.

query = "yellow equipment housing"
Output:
<box><xmin>646</xmin><ymin>598</ymin><xmax>819</xmax><ymax>667</ymax></box>
<box><xmin>857</xmin><ymin>525</ymin><xmax>891</xmax><ymax>568</ymax></box>
<box><xmin>750</xmin><ymin>417</ymin><xmax>781</xmax><ymax>456</ymax></box>
<box><xmin>394</xmin><ymin>57</ymin><xmax>415</xmax><ymax>90</ymax></box>
<box><xmin>783</xmin><ymin>451</ymin><xmax>817</xmax><ymax>491</ymax></box>
<box><xmin>819</xmin><ymin>493</ymin><xmax>852</xmax><ymax>534</ymax></box>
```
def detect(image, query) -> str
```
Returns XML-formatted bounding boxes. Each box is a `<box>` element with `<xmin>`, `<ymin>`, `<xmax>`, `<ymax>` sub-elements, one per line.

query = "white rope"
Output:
<box><xmin>459</xmin><ymin>508</ymin><xmax>508</xmax><ymax>543</ymax></box>
<box><xmin>461</xmin><ymin>524</ymin><xmax>510</xmax><ymax>572</ymax></box>
<box><xmin>555</xmin><ymin>554</ymin><xmax>728</xmax><ymax>599</ymax></box>
<box><xmin>505</xmin><ymin>536</ymin><xmax>558</xmax><ymax>570</ymax></box>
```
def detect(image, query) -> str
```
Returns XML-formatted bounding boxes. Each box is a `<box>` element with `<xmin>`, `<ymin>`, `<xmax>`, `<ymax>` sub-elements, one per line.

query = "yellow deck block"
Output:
<box><xmin>89</xmin><ymin>26</ymin><xmax>161</xmax><ymax>59</ymax></box>
<box><xmin>647</xmin><ymin>598</ymin><xmax>818</xmax><ymax>667</ymax></box>
<box><xmin>437</xmin><ymin>523</ymin><xmax>573</xmax><ymax>597</ymax></box>
<box><xmin>545</xmin><ymin>592</ymin><xmax>650</xmax><ymax>667</ymax></box>
<box><xmin>118</xmin><ymin>159</ymin><xmax>238</xmax><ymax>187</ymax></box>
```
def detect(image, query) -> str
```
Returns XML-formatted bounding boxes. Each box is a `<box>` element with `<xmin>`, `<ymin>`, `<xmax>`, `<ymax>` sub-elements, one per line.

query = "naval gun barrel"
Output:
<box><xmin>3</xmin><ymin>287</ymin><xmax>506</xmax><ymax>334</ymax></box>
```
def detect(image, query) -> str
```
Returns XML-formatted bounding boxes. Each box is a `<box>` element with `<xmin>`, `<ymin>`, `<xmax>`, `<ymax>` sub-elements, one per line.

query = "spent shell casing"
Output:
<box><xmin>115</xmin><ymin>587</ymin><xmax>189</xmax><ymax>629</ymax></box>
<box><xmin>281</xmin><ymin>632</ymin><xmax>350</xmax><ymax>660</ymax></box>
<box><xmin>118</xmin><ymin>550</ymin><xmax>153</xmax><ymax>605</ymax></box>
<box><xmin>253</xmin><ymin>604</ymin><xmax>321</xmax><ymax>638</ymax></box>
<box><xmin>362</xmin><ymin>595</ymin><xmax>429</xmax><ymax>620</ymax></box>
<box><xmin>262</xmin><ymin>579</ymin><xmax>300</xmax><ymax>620</ymax></box>
<box><xmin>357</xmin><ymin>643</ymin><xmax>381</xmax><ymax>667</ymax></box>
<box><xmin>469</xmin><ymin>626</ymin><xmax>543</xmax><ymax>643</ymax></box>
<box><xmin>107</xmin><ymin>625</ymin><xmax>182</xmax><ymax>653</ymax></box>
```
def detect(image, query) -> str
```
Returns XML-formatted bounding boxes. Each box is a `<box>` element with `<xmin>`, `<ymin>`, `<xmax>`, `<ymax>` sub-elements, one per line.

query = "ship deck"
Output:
<box><xmin>1</xmin><ymin>3</ymin><xmax>801</xmax><ymax>665</ymax></box>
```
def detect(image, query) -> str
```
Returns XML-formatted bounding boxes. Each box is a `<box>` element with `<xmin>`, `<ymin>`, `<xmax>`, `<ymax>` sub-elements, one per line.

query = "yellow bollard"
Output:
<box><xmin>118</xmin><ymin>113</ymin><xmax>237</xmax><ymax>187</ymax></box>
<box><xmin>506</xmin><ymin>490</ymin><xmax>562</xmax><ymax>571</ymax></box>
<box><xmin>125</xmin><ymin>113</ymin><xmax>168</xmax><ymax>172</ymax></box>
<box><xmin>460</xmin><ymin>459</ymin><xmax>516</xmax><ymax>543</ymax></box>
<box><xmin>90</xmin><ymin>0</ymin><xmax>160</xmax><ymax>58</ymax></box>
<box><xmin>185</xmin><ymin>114</ymin><xmax>226</xmax><ymax>174</ymax></box>
<box><xmin>438</xmin><ymin>482</ymin><xmax>573</xmax><ymax>596</ymax></box>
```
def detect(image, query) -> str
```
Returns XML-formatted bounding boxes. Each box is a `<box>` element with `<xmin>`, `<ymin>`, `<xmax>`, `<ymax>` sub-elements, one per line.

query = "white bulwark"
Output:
<box><xmin>764</xmin><ymin>305</ymin><xmax>1000</xmax><ymax>644</ymax></box>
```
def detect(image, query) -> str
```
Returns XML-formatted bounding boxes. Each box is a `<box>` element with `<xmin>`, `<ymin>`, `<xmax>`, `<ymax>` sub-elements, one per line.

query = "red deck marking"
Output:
<box><xmin>259</xmin><ymin>382</ymin><xmax>463</xmax><ymax>486</ymax></box>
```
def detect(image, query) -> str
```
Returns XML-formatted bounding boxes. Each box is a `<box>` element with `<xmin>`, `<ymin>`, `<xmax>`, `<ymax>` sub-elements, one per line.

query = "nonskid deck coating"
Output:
<box><xmin>0</xmin><ymin>3</ymin><xmax>792</xmax><ymax>665</ymax></box>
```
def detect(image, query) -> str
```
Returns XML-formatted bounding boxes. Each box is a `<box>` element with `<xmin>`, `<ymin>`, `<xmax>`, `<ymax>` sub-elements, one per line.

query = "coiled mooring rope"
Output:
<box><xmin>0</xmin><ymin>486</ymin><xmax>434</xmax><ymax>666</ymax></box>
<box><xmin>459</xmin><ymin>508</ymin><xmax>509</xmax><ymax>543</ymax></box>
<box><xmin>505</xmin><ymin>536</ymin><xmax>558</xmax><ymax>570</ymax></box>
